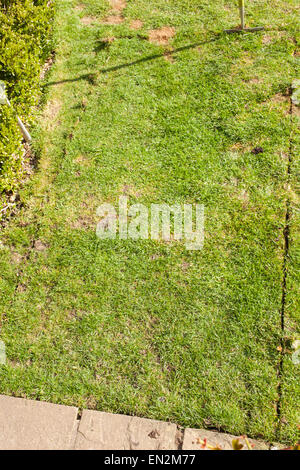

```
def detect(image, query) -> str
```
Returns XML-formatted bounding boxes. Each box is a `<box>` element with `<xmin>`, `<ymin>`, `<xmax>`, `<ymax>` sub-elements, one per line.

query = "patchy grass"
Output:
<box><xmin>0</xmin><ymin>0</ymin><xmax>299</xmax><ymax>443</ymax></box>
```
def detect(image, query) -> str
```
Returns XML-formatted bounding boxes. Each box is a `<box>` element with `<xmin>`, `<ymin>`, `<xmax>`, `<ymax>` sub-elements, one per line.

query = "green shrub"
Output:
<box><xmin>0</xmin><ymin>0</ymin><xmax>54</xmax><ymax>205</ymax></box>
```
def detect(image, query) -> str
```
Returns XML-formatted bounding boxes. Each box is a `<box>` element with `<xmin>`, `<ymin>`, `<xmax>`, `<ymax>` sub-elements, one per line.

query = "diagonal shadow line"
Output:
<box><xmin>44</xmin><ymin>34</ymin><xmax>222</xmax><ymax>87</ymax></box>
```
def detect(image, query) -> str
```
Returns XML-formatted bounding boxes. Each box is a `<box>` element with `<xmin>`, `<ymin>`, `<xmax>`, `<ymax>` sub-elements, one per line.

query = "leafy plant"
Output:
<box><xmin>0</xmin><ymin>0</ymin><xmax>54</xmax><ymax>205</ymax></box>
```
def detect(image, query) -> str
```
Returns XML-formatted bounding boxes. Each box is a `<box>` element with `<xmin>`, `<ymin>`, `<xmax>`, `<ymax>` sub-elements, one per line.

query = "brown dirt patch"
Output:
<box><xmin>246</xmin><ymin>77</ymin><xmax>261</xmax><ymax>84</ymax></box>
<box><xmin>266</xmin><ymin>93</ymin><xmax>290</xmax><ymax>115</ymax></box>
<box><xmin>262</xmin><ymin>35</ymin><xmax>272</xmax><ymax>44</ymax></box>
<box><xmin>181</xmin><ymin>261</ymin><xmax>191</xmax><ymax>272</ymax></box>
<box><xmin>102</xmin><ymin>15</ymin><xmax>124</xmax><ymax>25</ymax></box>
<box><xmin>164</xmin><ymin>50</ymin><xmax>174</xmax><ymax>62</ymax></box>
<box><xmin>16</xmin><ymin>284</ymin><xmax>27</xmax><ymax>293</ymax></box>
<box><xmin>71</xmin><ymin>216</ymin><xmax>96</xmax><ymax>230</ymax></box>
<box><xmin>280</xmin><ymin>152</ymin><xmax>289</xmax><ymax>162</ymax></box>
<box><xmin>121</xmin><ymin>184</ymin><xmax>141</xmax><ymax>197</ymax></box>
<box><xmin>74</xmin><ymin>154</ymin><xmax>90</xmax><ymax>166</ymax></box>
<box><xmin>70</xmin><ymin>197</ymin><xmax>101</xmax><ymax>231</ymax></box>
<box><xmin>45</xmin><ymin>99</ymin><xmax>61</xmax><ymax>121</ymax></box>
<box><xmin>34</xmin><ymin>240</ymin><xmax>48</xmax><ymax>252</ymax></box>
<box><xmin>81</xmin><ymin>97</ymin><xmax>88</xmax><ymax>109</ymax></box>
<box><xmin>103</xmin><ymin>36</ymin><xmax>116</xmax><ymax>44</ymax></box>
<box><xmin>271</xmin><ymin>93</ymin><xmax>289</xmax><ymax>104</ymax></box>
<box><xmin>11</xmin><ymin>252</ymin><xmax>23</xmax><ymax>264</ymax></box>
<box><xmin>230</xmin><ymin>143</ymin><xmax>245</xmax><ymax>152</ymax></box>
<box><xmin>75</xmin><ymin>4</ymin><xmax>85</xmax><ymax>12</ymax></box>
<box><xmin>44</xmin><ymin>99</ymin><xmax>61</xmax><ymax>133</ymax></box>
<box><xmin>148</xmin><ymin>27</ymin><xmax>175</xmax><ymax>46</ymax></box>
<box><xmin>293</xmin><ymin>106</ymin><xmax>300</xmax><ymax>118</ymax></box>
<box><xmin>85</xmin><ymin>396</ymin><xmax>98</xmax><ymax>409</ymax></box>
<box><xmin>130</xmin><ymin>19</ymin><xmax>143</xmax><ymax>30</ymax></box>
<box><xmin>109</xmin><ymin>0</ymin><xmax>126</xmax><ymax>12</ymax></box>
<box><xmin>237</xmin><ymin>189</ymin><xmax>249</xmax><ymax>203</ymax></box>
<box><xmin>229</xmin><ymin>142</ymin><xmax>253</xmax><ymax>156</ymax></box>
<box><xmin>102</xmin><ymin>0</ymin><xmax>126</xmax><ymax>25</ymax></box>
<box><xmin>40</xmin><ymin>54</ymin><xmax>55</xmax><ymax>80</ymax></box>
<box><xmin>80</xmin><ymin>16</ymin><xmax>97</xmax><ymax>25</ymax></box>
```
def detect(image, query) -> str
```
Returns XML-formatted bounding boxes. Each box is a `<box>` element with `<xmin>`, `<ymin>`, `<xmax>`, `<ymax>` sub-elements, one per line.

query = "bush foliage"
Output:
<box><xmin>0</xmin><ymin>0</ymin><xmax>54</xmax><ymax>200</ymax></box>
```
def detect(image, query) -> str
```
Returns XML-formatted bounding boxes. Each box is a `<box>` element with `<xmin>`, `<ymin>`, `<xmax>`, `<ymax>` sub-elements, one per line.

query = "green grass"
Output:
<box><xmin>0</xmin><ymin>0</ymin><xmax>299</xmax><ymax>443</ymax></box>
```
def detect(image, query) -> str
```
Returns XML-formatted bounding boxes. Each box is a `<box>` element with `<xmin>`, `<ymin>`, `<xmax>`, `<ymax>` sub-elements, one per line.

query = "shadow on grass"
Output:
<box><xmin>44</xmin><ymin>34</ymin><xmax>222</xmax><ymax>87</ymax></box>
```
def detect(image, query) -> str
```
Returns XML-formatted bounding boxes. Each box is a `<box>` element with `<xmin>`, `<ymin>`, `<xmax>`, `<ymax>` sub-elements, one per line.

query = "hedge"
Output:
<box><xmin>0</xmin><ymin>0</ymin><xmax>54</xmax><ymax>206</ymax></box>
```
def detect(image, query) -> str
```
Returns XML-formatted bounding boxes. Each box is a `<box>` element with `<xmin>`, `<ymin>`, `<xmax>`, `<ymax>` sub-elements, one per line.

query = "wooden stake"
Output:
<box><xmin>225</xmin><ymin>0</ymin><xmax>264</xmax><ymax>33</ymax></box>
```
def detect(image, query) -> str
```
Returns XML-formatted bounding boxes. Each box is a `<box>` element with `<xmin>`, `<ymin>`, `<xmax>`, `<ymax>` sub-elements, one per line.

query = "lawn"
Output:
<box><xmin>0</xmin><ymin>0</ymin><xmax>299</xmax><ymax>443</ymax></box>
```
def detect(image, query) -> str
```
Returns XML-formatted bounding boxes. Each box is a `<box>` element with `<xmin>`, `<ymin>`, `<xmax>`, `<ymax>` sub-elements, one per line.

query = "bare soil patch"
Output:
<box><xmin>247</xmin><ymin>77</ymin><xmax>261</xmax><ymax>84</ymax></box>
<box><xmin>262</xmin><ymin>35</ymin><xmax>272</xmax><ymax>44</ymax></box>
<box><xmin>271</xmin><ymin>93</ymin><xmax>289</xmax><ymax>104</ymax></box>
<box><xmin>130</xmin><ymin>19</ymin><xmax>143</xmax><ymax>30</ymax></box>
<box><xmin>293</xmin><ymin>105</ymin><xmax>300</xmax><ymax>118</ymax></box>
<box><xmin>71</xmin><ymin>216</ymin><xmax>96</xmax><ymax>230</ymax></box>
<box><xmin>45</xmin><ymin>99</ymin><xmax>61</xmax><ymax>121</ymax></box>
<box><xmin>103</xmin><ymin>36</ymin><xmax>116</xmax><ymax>44</ymax></box>
<box><xmin>34</xmin><ymin>240</ymin><xmax>48</xmax><ymax>252</ymax></box>
<box><xmin>164</xmin><ymin>50</ymin><xmax>174</xmax><ymax>62</ymax></box>
<box><xmin>102</xmin><ymin>0</ymin><xmax>126</xmax><ymax>24</ymax></box>
<box><xmin>266</xmin><ymin>93</ymin><xmax>290</xmax><ymax>115</ymax></box>
<box><xmin>181</xmin><ymin>261</ymin><xmax>191</xmax><ymax>272</ymax></box>
<box><xmin>237</xmin><ymin>189</ymin><xmax>249</xmax><ymax>204</ymax></box>
<box><xmin>40</xmin><ymin>54</ymin><xmax>55</xmax><ymax>80</ymax></box>
<box><xmin>44</xmin><ymin>99</ymin><xmax>61</xmax><ymax>131</ymax></box>
<box><xmin>74</xmin><ymin>154</ymin><xmax>90</xmax><ymax>166</ymax></box>
<box><xmin>109</xmin><ymin>0</ymin><xmax>126</xmax><ymax>12</ymax></box>
<box><xmin>11</xmin><ymin>252</ymin><xmax>23</xmax><ymax>265</ymax></box>
<box><xmin>16</xmin><ymin>284</ymin><xmax>27</xmax><ymax>293</ymax></box>
<box><xmin>102</xmin><ymin>15</ymin><xmax>124</xmax><ymax>25</ymax></box>
<box><xmin>148</xmin><ymin>27</ymin><xmax>175</xmax><ymax>46</ymax></box>
<box><xmin>80</xmin><ymin>16</ymin><xmax>97</xmax><ymax>25</ymax></box>
<box><xmin>121</xmin><ymin>184</ymin><xmax>142</xmax><ymax>198</ymax></box>
<box><xmin>74</xmin><ymin>4</ymin><xmax>85</xmax><ymax>12</ymax></box>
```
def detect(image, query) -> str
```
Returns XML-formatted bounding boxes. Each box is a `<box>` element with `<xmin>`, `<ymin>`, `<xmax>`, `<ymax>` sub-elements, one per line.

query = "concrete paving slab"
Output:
<box><xmin>0</xmin><ymin>395</ymin><xmax>271</xmax><ymax>450</ymax></box>
<box><xmin>75</xmin><ymin>410</ymin><xmax>177</xmax><ymax>450</ymax></box>
<box><xmin>182</xmin><ymin>428</ymin><xmax>269</xmax><ymax>450</ymax></box>
<box><xmin>0</xmin><ymin>395</ymin><xmax>78</xmax><ymax>450</ymax></box>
